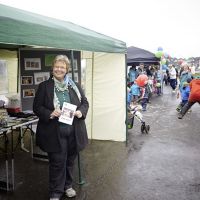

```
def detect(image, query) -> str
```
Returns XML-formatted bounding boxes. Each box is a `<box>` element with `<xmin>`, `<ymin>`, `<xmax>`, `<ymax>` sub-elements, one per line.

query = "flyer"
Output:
<box><xmin>58</xmin><ymin>102</ymin><xmax>77</xmax><ymax>125</ymax></box>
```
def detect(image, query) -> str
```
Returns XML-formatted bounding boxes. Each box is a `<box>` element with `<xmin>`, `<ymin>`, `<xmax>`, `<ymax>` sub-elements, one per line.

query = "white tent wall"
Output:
<box><xmin>1</xmin><ymin>49</ymin><xmax>126</xmax><ymax>142</ymax></box>
<box><xmin>0</xmin><ymin>49</ymin><xmax>18</xmax><ymax>96</ymax></box>
<box><xmin>81</xmin><ymin>51</ymin><xmax>93</xmax><ymax>139</ymax></box>
<box><xmin>82</xmin><ymin>51</ymin><xmax>126</xmax><ymax>141</ymax></box>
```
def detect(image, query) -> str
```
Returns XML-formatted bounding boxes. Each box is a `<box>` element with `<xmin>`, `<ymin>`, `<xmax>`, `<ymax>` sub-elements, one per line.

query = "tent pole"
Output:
<box><xmin>70</xmin><ymin>50</ymin><xmax>75</xmax><ymax>80</ymax></box>
<box><xmin>125</xmin><ymin>54</ymin><xmax>128</xmax><ymax>147</ymax></box>
<box><xmin>17</xmin><ymin>49</ymin><xmax>20</xmax><ymax>94</ymax></box>
<box><xmin>91</xmin><ymin>52</ymin><xmax>94</xmax><ymax>141</ymax></box>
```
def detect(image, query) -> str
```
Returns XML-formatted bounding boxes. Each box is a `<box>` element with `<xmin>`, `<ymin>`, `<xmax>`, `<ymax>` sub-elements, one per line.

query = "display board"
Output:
<box><xmin>20</xmin><ymin>49</ymin><xmax>81</xmax><ymax>111</ymax></box>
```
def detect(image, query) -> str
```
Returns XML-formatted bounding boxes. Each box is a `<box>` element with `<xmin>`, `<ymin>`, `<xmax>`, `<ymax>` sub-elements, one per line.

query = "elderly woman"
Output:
<box><xmin>33</xmin><ymin>55</ymin><xmax>89</xmax><ymax>200</ymax></box>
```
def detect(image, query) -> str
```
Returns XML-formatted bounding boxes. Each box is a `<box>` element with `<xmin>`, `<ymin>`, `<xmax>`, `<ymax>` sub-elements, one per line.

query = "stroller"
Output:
<box><xmin>127</xmin><ymin>104</ymin><xmax>150</xmax><ymax>134</ymax></box>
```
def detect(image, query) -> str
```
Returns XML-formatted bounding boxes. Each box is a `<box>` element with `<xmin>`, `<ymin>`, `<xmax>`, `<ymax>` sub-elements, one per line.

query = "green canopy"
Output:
<box><xmin>0</xmin><ymin>4</ymin><xmax>126</xmax><ymax>53</ymax></box>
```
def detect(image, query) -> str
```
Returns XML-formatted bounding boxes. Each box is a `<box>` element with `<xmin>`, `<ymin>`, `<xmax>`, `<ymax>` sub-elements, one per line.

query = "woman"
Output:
<box><xmin>33</xmin><ymin>55</ymin><xmax>89</xmax><ymax>200</ymax></box>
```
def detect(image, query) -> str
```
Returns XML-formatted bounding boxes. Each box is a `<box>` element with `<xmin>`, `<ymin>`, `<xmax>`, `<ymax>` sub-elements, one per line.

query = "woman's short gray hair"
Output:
<box><xmin>52</xmin><ymin>55</ymin><xmax>70</xmax><ymax>72</ymax></box>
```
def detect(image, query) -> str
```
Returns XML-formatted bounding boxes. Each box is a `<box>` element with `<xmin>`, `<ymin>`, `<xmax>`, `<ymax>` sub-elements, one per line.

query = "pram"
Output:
<box><xmin>127</xmin><ymin>104</ymin><xmax>150</xmax><ymax>134</ymax></box>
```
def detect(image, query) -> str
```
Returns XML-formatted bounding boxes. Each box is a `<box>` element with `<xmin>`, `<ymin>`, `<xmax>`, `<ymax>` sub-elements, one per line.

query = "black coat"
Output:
<box><xmin>33</xmin><ymin>78</ymin><xmax>89</xmax><ymax>153</ymax></box>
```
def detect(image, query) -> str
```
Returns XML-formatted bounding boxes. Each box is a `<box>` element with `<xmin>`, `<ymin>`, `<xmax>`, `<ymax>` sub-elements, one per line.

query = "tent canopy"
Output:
<box><xmin>127</xmin><ymin>46</ymin><xmax>160</xmax><ymax>65</ymax></box>
<box><xmin>0</xmin><ymin>4</ymin><xmax>127</xmax><ymax>142</ymax></box>
<box><xmin>0</xmin><ymin>4</ymin><xmax>126</xmax><ymax>53</ymax></box>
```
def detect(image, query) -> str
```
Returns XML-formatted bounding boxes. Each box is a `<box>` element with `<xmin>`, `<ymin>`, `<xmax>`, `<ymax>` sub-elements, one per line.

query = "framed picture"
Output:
<box><xmin>34</xmin><ymin>72</ymin><xmax>50</xmax><ymax>85</ymax></box>
<box><xmin>24</xmin><ymin>58</ymin><xmax>41</xmax><ymax>70</ymax></box>
<box><xmin>21</xmin><ymin>76</ymin><xmax>33</xmax><ymax>85</ymax></box>
<box><xmin>23</xmin><ymin>89</ymin><xmax>35</xmax><ymax>98</ymax></box>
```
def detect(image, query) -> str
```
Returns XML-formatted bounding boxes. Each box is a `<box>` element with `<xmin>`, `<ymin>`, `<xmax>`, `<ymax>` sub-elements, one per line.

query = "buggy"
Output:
<box><xmin>127</xmin><ymin>104</ymin><xmax>150</xmax><ymax>134</ymax></box>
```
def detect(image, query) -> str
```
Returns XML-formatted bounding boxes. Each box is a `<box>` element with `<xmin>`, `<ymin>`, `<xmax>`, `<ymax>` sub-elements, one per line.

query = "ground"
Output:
<box><xmin>0</xmin><ymin>85</ymin><xmax>200</xmax><ymax>200</ymax></box>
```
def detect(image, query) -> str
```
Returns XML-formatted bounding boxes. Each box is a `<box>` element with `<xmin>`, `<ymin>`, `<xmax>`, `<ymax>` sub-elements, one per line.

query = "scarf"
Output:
<box><xmin>64</xmin><ymin>75</ymin><xmax>81</xmax><ymax>102</ymax></box>
<box><xmin>53</xmin><ymin>75</ymin><xmax>81</xmax><ymax>109</ymax></box>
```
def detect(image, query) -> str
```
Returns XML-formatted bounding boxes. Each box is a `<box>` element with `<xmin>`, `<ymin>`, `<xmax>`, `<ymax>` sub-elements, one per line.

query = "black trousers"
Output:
<box><xmin>48</xmin><ymin>125</ymin><xmax>77</xmax><ymax>198</ymax></box>
<box><xmin>170</xmin><ymin>79</ymin><xmax>176</xmax><ymax>90</ymax></box>
<box><xmin>180</xmin><ymin>101</ymin><xmax>200</xmax><ymax>117</ymax></box>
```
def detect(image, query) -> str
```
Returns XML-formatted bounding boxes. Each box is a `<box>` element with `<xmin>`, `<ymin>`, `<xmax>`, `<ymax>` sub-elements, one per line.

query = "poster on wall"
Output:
<box><xmin>24</xmin><ymin>58</ymin><xmax>41</xmax><ymax>70</ymax></box>
<box><xmin>0</xmin><ymin>60</ymin><xmax>8</xmax><ymax>94</ymax></box>
<box><xmin>34</xmin><ymin>72</ymin><xmax>50</xmax><ymax>85</ymax></box>
<box><xmin>45</xmin><ymin>54</ymin><xmax>57</xmax><ymax>67</ymax></box>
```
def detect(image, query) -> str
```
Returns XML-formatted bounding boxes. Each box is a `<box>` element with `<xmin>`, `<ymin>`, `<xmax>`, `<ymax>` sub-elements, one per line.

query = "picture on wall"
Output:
<box><xmin>24</xmin><ymin>58</ymin><xmax>41</xmax><ymax>70</ymax></box>
<box><xmin>34</xmin><ymin>72</ymin><xmax>50</xmax><ymax>85</ymax></box>
<box><xmin>21</xmin><ymin>76</ymin><xmax>33</xmax><ymax>85</ymax></box>
<box><xmin>23</xmin><ymin>89</ymin><xmax>35</xmax><ymax>98</ymax></box>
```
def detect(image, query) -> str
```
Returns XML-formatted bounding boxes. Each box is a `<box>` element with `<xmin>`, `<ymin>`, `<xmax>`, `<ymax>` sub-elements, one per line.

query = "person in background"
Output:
<box><xmin>178</xmin><ymin>76</ymin><xmax>200</xmax><ymax>119</ymax></box>
<box><xmin>176</xmin><ymin>62</ymin><xmax>192</xmax><ymax>112</ymax></box>
<box><xmin>139</xmin><ymin>83</ymin><xmax>149</xmax><ymax>111</ymax></box>
<box><xmin>168</xmin><ymin>64</ymin><xmax>177</xmax><ymax>93</ymax></box>
<box><xmin>154</xmin><ymin>66</ymin><xmax>162</xmax><ymax>96</ymax></box>
<box><xmin>176</xmin><ymin>78</ymin><xmax>191</xmax><ymax>112</ymax></box>
<box><xmin>33</xmin><ymin>55</ymin><xmax>89</xmax><ymax>200</ymax></box>
<box><xmin>128</xmin><ymin>80</ymin><xmax>140</xmax><ymax>105</ymax></box>
<box><xmin>190</xmin><ymin>64</ymin><xmax>196</xmax><ymax>75</ymax></box>
<box><xmin>145</xmin><ymin>65</ymin><xmax>153</xmax><ymax>77</ymax></box>
<box><xmin>138</xmin><ymin>63</ymin><xmax>145</xmax><ymax>75</ymax></box>
<box><xmin>179</xmin><ymin>62</ymin><xmax>192</xmax><ymax>89</ymax></box>
<box><xmin>128</xmin><ymin>64</ymin><xmax>138</xmax><ymax>85</ymax></box>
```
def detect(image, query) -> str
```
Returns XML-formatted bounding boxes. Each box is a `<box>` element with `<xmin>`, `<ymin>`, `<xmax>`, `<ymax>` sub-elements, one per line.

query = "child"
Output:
<box><xmin>140</xmin><ymin>83</ymin><xmax>149</xmax><ymax>111</ymax></box>
<box><xmin>128</xmin><ymin>81</ymin><xmax>140</xmax><ymax>105</ymax></box>
<box><xmin>176</xmin><ymin>81</ymin><xmax>190</xmax><ymax>112</ymax></box>
<box><xmin>155</xmin><ymin>69</ymin><xmax>162</xmax><ymax>95</ymax></box>
<box><xmin>178</xmin><ymin>76</ymin><xmax>200</xmax><ymax>119</ymax></box>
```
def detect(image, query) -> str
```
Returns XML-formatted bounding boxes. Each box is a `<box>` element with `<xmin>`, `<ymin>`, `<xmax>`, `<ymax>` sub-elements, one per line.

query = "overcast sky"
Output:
<box><xmin>0</xmin><ymin>0</ymin><xmax>200</xmax><ymax>58</ymax></box>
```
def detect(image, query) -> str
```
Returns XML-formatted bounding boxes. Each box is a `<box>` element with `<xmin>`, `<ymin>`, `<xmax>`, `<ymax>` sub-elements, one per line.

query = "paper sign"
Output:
<box><xmin>58</xmin><ymin>102</ymin><xmax>77</xmax><ymax>125</ymax></box>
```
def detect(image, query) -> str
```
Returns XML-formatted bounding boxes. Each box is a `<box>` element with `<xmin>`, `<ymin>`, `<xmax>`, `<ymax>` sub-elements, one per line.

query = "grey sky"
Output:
<box><xmin>0</xmin><ymin>0</ymin><xmax>200</xmax><ymax>58</ymax></box>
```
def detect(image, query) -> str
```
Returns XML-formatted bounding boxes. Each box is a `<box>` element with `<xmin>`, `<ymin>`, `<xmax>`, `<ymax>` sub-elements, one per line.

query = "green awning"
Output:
<box><xmin>0</xmin><ymin>4</ymin><xmax>126</xmax><ymax>53</ymax></box>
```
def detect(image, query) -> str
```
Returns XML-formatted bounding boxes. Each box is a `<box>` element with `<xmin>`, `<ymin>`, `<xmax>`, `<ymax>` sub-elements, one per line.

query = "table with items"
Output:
<box><xmin>0</xmin><ymin>115</ymin><xmax>38</xmax><ymax>191</ymax></box>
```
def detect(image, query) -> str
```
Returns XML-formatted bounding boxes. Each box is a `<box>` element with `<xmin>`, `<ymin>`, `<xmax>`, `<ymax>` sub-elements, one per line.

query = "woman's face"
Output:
<box><xmin>52</xmin><ymin>61</ymin><xmax>67</xmax><ymax>81</ymax></box>
<box><xmin>183</xmin><ymin>65</ymin><xmax>189</xmax><ymax>71</ymax></box>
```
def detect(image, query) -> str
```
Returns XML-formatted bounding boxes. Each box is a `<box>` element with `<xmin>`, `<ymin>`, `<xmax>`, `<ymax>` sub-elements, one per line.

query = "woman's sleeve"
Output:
<box><xmin>76</xmin><ymin>84</ymin><xmax>89</xmax><ymax>120</ymax></box>
<box><xmin>33</xmin><ymin>83</ymin><xmax>52</xmax><ymax>122</ymax></box>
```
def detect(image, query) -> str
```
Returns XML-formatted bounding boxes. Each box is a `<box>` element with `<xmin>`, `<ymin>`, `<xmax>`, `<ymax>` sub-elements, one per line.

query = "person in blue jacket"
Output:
<box><xmin>127</xmin><ymin>81</ymin><xmax>140</xmax><ymax>105</ymax></box>
<box><xmin>176</xmin><ymin>78</ymin><xmax>191</xmax><ymax>112</ymax></box>
<box><xmin>128</xmin><ymin>64</ymin><xmax>139</xmax><ymax>85</ymax></box>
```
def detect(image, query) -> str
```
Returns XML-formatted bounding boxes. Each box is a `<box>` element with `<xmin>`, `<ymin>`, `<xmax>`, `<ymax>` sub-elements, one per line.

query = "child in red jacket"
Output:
<box><xmin>178</xmin><ymin>77</ymin><xmax>200</xmax><ymax>119</ymax></box>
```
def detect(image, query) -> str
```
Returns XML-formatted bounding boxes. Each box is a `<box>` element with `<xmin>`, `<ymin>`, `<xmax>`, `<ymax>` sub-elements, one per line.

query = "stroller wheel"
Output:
<box><xmin>145</xmin><ymin>125</ymin><xmax>150</xmax><ymax>134</ymax></box>
<box><xmin>141</xmin><ymin>124</ymin><xmax>145</xmax><ymax>134</ymax></box>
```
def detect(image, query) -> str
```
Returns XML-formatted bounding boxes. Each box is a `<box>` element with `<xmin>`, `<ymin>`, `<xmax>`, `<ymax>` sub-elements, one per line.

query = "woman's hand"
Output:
<box><xmin>50</xmin><ymin>109</ymin><xmax>61</xmax><ymax>119</ymax></box>
<box><xmin>74</xmin><ymin>110</ymin><xmax>82</xmax><ymax>118</ymax></box>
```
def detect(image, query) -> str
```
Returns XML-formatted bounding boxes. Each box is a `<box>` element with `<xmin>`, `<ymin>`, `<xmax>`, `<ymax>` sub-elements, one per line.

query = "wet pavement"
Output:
<box><xmin>1</xmin><ymin>85</ymin><xmax>200</xmax><ymax>200</ymax></box>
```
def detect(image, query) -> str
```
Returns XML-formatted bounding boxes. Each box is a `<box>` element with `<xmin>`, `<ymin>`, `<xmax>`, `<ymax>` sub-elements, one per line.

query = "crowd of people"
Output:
<box><xmin>127</xmin><ymin>62</ymin><xmax>200</xmax><ymax>118</ymax></box>
<box><xmin>176</xmin><ymin>62</ymin><xmax>200</xmax><ymax>119</ymax></box>
<box><xmin>127</xmin><ymin>63</ymin><xmax>163</xmax><ymax>111</ymax></box>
